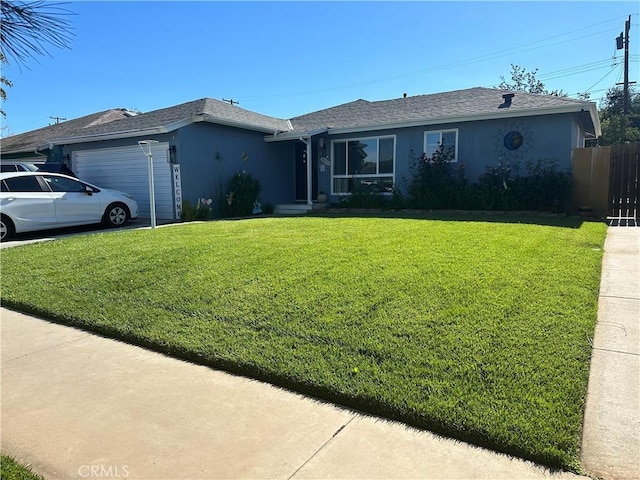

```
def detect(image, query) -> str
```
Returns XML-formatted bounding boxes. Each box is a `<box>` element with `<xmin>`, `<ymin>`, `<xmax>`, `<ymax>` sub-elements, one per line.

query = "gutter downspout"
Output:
<box><xmin>299</xmin><ymin>136</ymin><xmax>313</xmax><ymax>206</ymax></box>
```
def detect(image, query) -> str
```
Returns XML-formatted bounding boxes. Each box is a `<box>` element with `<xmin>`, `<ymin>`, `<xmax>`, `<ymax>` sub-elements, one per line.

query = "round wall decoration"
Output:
<box><xmin>503</xmin><ymin>131</ymin><xmax>524</xmax><ymax>151</ymax></box>
<box><xmin>494</xmin><ymin>122</ymin><xmax>533</xmax><ymax>162</ymax></box>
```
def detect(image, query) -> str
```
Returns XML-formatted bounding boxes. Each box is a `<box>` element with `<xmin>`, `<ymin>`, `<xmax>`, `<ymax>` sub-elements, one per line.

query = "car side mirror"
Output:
<box><xmin>84</xmin><ymin>186</ymin><xmax>94</xmax><ymax>196</ymax></box>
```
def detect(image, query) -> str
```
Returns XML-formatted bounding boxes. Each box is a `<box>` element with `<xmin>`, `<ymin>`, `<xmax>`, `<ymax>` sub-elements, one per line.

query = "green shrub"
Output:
<box><xmin>517</xmin><ymin>159</ymin><xmax>572</xmax><ymax>212</ymax></box>
<box><xmin>180</xmin><ymin>198</ymin><xmax>213</xmax><ymax>221</ymax></box>
<box><xmin>227</xmin><ymin>171</ymin><xmax>261</xmax><ymax>217</ymax></box>
<box><xmin>339</xmin><ymin>179</ymin><xmax>387</xmax><ymax>208</ymax></box>
<box><xmin>406</xmin><ymin>147</ymin><xmax>471</xmax><ymax>210</ymax></box>
<box><xmin>338</xmin><ymin>178</ymin><xmax>409</xmax><ymax>210</ymax></box>
<box><xmin>475</xmin><ymin>162</ymin><xmax>517</xmax><ymax>210</ymax></box>
<box><xmin>475</xmin><ymin>159</ymin><xmax>572</xmax><ymax>212</ymax></box>
<box><xmin>406</xmin><ymin>150</ymin><xmax>572</xmax><ymax>213</ymax></box>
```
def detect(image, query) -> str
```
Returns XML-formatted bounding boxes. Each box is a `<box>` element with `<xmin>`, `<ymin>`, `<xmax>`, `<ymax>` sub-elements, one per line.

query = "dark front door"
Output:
<box><xmin>295</xmin><ymin>141</ymin><xmax>319</xmax><ymax>202</ymax></box>
<box><xmin>295</xmin><ymin>142</ymin><xmax>307</xmax><ymax>201</ymax></box>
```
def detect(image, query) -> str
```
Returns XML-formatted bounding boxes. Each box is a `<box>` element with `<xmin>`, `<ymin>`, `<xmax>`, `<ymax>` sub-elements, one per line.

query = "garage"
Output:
<box><xmin>73</xmin><ymin>143</ymin><xmax>176</xmax><ymax>220</ymax></box>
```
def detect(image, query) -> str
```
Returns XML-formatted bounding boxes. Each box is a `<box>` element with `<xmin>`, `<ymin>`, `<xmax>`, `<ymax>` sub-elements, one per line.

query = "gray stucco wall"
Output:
<box><xmin>176</xmin><ymin>122</ymin><xmax>294</xmax><ymax>208</ymax></box>
<box><xmin>317</xmin><ymin>112</ymin><xmax>581</xmax><ymax>201</ymax></box>
<box><xmin>61</xmin><ymin>123</ymin><xmax>295</xmax><ymax>210</ymax></box>
<box><xmin>58</xmin><ymin>111</ymin><xmax>583</xmax><ymax>209</ymax></box>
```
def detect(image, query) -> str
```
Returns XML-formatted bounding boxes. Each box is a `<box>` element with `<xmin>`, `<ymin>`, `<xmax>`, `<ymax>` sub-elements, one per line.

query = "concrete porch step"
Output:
<box><xmin>274</xmin><ymin>203</ymin><xmax>313</xmax><ymax>215</ymax></box>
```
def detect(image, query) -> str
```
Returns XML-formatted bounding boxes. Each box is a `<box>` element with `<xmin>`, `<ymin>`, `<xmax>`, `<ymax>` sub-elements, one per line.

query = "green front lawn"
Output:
<box><xmin>0</xmin><ymin>215</ymin><xmax>607</xmax><ymax>471</ymax></box>
<box><xmin>1</xmin><ymin>455</ymin><xmax>44</xmax><ymax>480</ymax></box>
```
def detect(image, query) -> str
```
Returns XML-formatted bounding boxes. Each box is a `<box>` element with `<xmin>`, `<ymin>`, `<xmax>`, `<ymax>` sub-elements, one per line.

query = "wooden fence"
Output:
<box><xmin>608</xmin><ymin>143</ymin><xmax>640</xmax><ymax>222</ymax></box>
<box><xmin>571</xmin><ymin>146</ymin><xmax>611</xmax><ymax>218</ymax></box>
<box><xmin>572</xmin><ymin>143</ymin><xmax>639</xmax><ymax>221</ymax></box>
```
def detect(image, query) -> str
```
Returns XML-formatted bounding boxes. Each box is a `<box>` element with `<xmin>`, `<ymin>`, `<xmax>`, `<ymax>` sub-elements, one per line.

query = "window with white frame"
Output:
<box><xmin>332</xmin><ymin>136</ymin><xmax>395</xmax><ymax>194</ymax></box>
<box><xmin>424</xmin><ymin>129</ymin><xmax>458</xmax><ymax>162</ymax></box>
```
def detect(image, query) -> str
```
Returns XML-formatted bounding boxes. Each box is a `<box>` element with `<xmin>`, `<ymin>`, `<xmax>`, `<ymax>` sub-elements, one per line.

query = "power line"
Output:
<box><xmin>583</xmin><ymin>64</ymin><xmax>623</xmax><ymax>94</ymax></box>
<box><xmin>540</xmin><ymin>62</ymin><xmax>623</xmax><ymax>82</ymax></box>
<box><xmin>241</xmin><ymin>15</ymin><xmax>634</xmax><ymax>103</ymax></box>
<box><xmin>537</xmin><ymin>59</ymin><xmax>620</xmax><ymax>81</ymax></box>
<box><xmin>538</xmin><ymin>58</ymin><xmax>616</xmax><ymax>77</ymax></box>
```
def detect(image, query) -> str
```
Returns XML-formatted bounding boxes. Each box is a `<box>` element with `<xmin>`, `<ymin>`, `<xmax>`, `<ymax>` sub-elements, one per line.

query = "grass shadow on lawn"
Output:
<box><xmin>308</xmin><ymin>209</ymin><xmax>601</xmax><ymax>228</ymax></box>
<box><xmin>0</xmin><ymin>215</ymin><xmax>608</xmax><ymax>473</ymax></box>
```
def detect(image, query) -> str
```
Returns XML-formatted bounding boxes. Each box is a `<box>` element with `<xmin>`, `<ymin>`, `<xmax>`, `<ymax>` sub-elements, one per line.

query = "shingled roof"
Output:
<box><xmin>43</xmin><ymin>98</ymin><xmax>291</xmax><ymax>146</ymax></box>
<box><xmin>2</xmin><ymin>87</ymin><xmax>600</xmax><ymax>151</ymax></box>
<box><xmin>1</xmin><ymin>109</ymin><xmax>137</xmax><ymax>154</ymax></box>
<box><xmin>287</xmin><ymin>87</ymin><xmax>598</xmax><ymax>135</ymax></box>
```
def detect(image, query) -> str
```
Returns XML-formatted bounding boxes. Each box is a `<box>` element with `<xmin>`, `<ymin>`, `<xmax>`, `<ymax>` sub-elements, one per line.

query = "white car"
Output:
<box><xmin>0</xmin><ymin>172</ymin><xmax>139</xmax><ymax>241</ymax></box>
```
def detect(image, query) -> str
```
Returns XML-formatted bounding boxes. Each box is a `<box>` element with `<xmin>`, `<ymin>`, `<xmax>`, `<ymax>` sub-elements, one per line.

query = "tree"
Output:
<box><xmin>0</xmin><ymin>53</ymin><xmax>13</xmax><ymax>105</ymax></box>
<box><xmin>0</xmin><ymin>1</ymin><xmax>74</xmax><ymax>116</ymax></box>
<box><xmin>597</xmin><ymin>86</ymin><xmax>640</xmax><ymax>145</ymax></box>
<box><xmin>496</xmin><ymin>64</ymin><xmax>568</xmax><ymax>97</ymax></box>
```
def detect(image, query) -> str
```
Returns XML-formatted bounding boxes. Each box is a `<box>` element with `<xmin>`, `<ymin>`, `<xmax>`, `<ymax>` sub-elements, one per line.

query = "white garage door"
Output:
<box><xmin>73</xmin><ymin>143</ymin><xmax>175</xmax><ymax>220</ymax></box>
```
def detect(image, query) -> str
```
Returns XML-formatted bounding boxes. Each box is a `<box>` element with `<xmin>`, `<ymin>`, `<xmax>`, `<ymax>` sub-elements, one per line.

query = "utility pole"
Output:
<box><xmin>616</xmin><ymin>15</ymin><xmax>633</xmax><ymax>142</ymax></box>
<box><xmin>222</xmin><ymin>98</ymin><xmax>239</xmax><ymax>106</ymax></box>
<box><xmin>623</xmin><ymin>15</ymin><xmax>631</xmax><ymax>117</ymax></box>
<box><xmin>49</xmin><ymin>115</ymin><xmax>66</xmax><ymax>125</ymax></box>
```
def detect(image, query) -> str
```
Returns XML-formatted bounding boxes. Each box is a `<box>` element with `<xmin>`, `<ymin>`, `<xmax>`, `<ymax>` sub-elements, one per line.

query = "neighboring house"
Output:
<box><xmin>0</xmin><ymin>108</ymin><xmax>138</xmax><ymax>164</ymax></box>
<box><xmin>0</xmin><ymin>87</ymin><xmax>600</xmax><ymax>220</ymax></box>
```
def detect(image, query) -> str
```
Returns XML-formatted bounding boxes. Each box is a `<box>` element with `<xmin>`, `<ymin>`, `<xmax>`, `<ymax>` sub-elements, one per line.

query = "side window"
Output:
<box><xmin>1</xmin><ymin>165</ymin><xmax>18</xmax><ymax>172</ymax></box>
<box><xmin>424</xmin><ymin>130</ymin><xmax>458</xmax><ymax>162</ymax></box>
<box><xmin>1</xmin><ymin>180</ymin><xmax>8</xmax><ymax>192</ymax></box>
<box><xmin>43</xmin><ymin>175</ymin><xmax>87</xmax><ymax>193</ymax></box>
<box><xmin>3</xmin><ymin>176</ymin><xmax>46</xmax><ymax>192</ymax></box>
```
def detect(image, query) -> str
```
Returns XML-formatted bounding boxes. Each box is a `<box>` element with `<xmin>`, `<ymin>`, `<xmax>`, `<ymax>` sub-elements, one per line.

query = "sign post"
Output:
<box><xmin>138</xmin><ymin>140</ymin><xmax>159</xmax><ymax>228</ymax></box>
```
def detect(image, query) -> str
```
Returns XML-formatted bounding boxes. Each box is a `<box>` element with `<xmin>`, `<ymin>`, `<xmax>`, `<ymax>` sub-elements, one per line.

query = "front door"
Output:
<box><xmin>295</xmin><ymin>141</ymin><xmax>318</xmax><ymax>202</ymax></box>
<box><xmin>295</xmin><ymin>142</ymin><xmax>307</xmax><ymax>201</ymax></box>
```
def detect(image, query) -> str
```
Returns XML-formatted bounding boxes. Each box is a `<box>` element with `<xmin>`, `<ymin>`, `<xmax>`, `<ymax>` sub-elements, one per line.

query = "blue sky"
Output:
<box><xmin>1</xmin><ymin>1</ymin><xmax>638</xmax><ymax>136</ymax></box>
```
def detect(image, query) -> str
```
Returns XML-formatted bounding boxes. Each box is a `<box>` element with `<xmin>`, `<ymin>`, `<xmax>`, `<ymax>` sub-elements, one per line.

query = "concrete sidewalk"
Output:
<box><xmin>581</xmin><ymin>227</ymin><xmax>640</xmax><ymax>480</ymax></box>
<box><xmin>1</xmin><ymin>309</ymin><xmax>582</xmax><ymax>480</ymax></box>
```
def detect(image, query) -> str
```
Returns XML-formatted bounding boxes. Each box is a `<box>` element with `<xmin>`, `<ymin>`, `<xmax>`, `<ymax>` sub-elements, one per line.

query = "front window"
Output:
<box><xmin>424</xmin><ymin>129</ymin><xmax>458</xmax><ymax>162</ymax></box>
<box><xmin>332</xmin><ymin>136</ymin><xmax>395</xmax><ymax>194</ymax></box>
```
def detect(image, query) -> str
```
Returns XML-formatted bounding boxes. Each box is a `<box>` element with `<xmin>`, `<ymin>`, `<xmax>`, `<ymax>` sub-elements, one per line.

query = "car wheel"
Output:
<box><xmin>0</xmin><ymin>215</ymin><xmax>15</xmax><ymax>241</ymax></box>
<box><xmin>103</xmin><ymin>203</ymin><xmax>129</xmax><ymax>228</ymax></box>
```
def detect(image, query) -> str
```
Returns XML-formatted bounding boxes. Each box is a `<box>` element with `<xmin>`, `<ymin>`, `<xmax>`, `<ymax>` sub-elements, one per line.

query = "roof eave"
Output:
<box><xmin>587</xmin><ymin>103</ymin><xmax>601</xmax><ymax>138</ymax></box>
<box><xmin>199</xmin><ymin>114</ymin><xmax>289</xmax><ymax>134</ymax></box>
<box><xmin>40</xmin><ymin>114</ymin><xmax>289</xmax><ymax>147</ymax></box>
<box><xmin>327</xmin><ymin>105</ymin><xmax>600</xmax><ymax>135</ymax></box>
<box><xmin>264</xmin><ymin>128</ymin><xmax>329</xmax><ymax>142</ymax></box>
<box><xmin>1</xmin><ymin>145</ymin><xmax>47</xmax><ymax>155</ymax></box>
<box><xmin>41</xmin><ymin>124</ymin><xmax>178</xmax><ymax>148</ymax></box>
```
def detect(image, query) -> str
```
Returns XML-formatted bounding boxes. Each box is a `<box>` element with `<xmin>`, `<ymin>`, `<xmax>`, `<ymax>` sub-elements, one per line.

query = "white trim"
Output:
<box><xmin>265</xmin><ymin>128</ymin><xmax>328</xmax><ymax>142</ymax></box>
<box><xmin>423</xmin><ymin>128</ymin><xmax>459</xmax><ymax>162</ymax></box>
